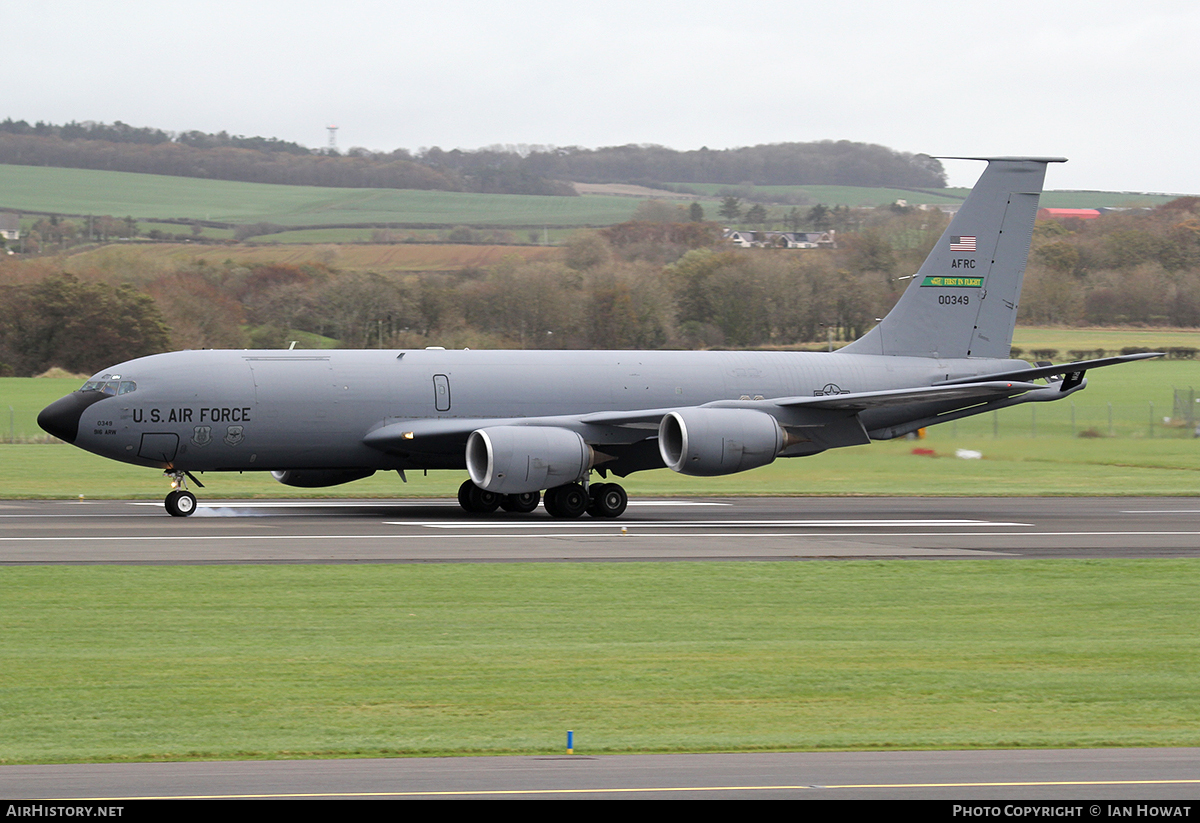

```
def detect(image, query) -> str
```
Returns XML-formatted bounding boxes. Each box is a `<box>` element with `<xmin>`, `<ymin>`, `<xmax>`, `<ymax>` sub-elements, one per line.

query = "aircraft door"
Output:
<box><xmin>433</xmin><ymin>374</ymin><xmax>451</xmax><ymax>412</ymax></box>
<box><xmin>138</xmin><ymin>432</ymin><xmax>179</xmax><ymax>464</ymax></box>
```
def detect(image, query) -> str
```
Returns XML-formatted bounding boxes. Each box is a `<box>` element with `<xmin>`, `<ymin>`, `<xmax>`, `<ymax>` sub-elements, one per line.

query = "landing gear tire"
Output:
<box><xmin>587</xmin><ymin>483</ymin><xmax>628</xmax><ymax>519</ymax></box>
<box><xmin>457</xmin><ymin>479</ymin><xmax>501</xmax><ymax>514</ymax></box>
<box><xmin>500</xmin><ymin>491</ymin><xmax>540</xmax><ymax>513</ymax></box>
<box><xmin>165</xmin><ymin>489</ymin><xmax>197</xmax><ymax>517</ymax></box>
<box><xmin>544</xmin><ymin>483</ymin><xmax>588</xmax><ymax>519</ymax></box>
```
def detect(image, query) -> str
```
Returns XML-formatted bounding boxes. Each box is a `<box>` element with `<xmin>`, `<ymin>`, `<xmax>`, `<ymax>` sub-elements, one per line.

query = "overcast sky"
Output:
<box><xmin>4</xmin><ymin>0</ymin><xmax>1197</xmax><ymax>193</ymax></box>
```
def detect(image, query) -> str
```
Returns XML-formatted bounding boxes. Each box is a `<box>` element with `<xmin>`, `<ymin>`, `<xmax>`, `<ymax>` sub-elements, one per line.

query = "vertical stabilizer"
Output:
<box><xmin>841</xmin><ymin>157</ymin><xmax>1064</xmax><ymax>359</ymax></box>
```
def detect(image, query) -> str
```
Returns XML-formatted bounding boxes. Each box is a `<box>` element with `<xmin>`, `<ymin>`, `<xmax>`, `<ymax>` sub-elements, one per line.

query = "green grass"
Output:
<box><xmin>667</xmin><ymin>184</ymin><xmax>1181</xmax><ymax>209</ymax></box>
<box><xmin>4</xmin><ymin>434</ymin><xmax>1199</xmax><ymax>501</ymax></box>
<box><xmin>1040</xmin><ymin>191</ymin><xmax>1182</xmax><ymax>208</ymax></box>
<box><xmin>1</xmin><ymin>560</ymin><xmax>1197</xmax><ymax>763</ymax></box>
<box><xmin>1012</xmin><ymin>326</ymin><xmax>1200</xmax><ymax>355</ymax></box>
<box><xmin>2</xmin><ymin>165</ymin><xmax>1183</xmax><ymax>233</ymax></box>
<box><xmin>671</xmin><ymin>182</ymin><xmax>967</xmax><ymax>206</ymax></box>
<box><xmin>0</xmin><ymin>164</ymin><xmax>642</xmax><ymax>228</ymax></box>
<box><xmin>933</xmin><ymin>189</ymin><xmax>1178</xmax><ymax>209</ymax></box>
<box><xmin>0</xmin><ymin>377</ymin><xmax>82</xmax><ymax>443</ymax></box>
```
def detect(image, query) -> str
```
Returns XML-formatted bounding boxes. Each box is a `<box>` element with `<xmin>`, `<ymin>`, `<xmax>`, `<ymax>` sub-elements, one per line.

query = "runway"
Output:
<box><xmin>2</xmin><ymin>496</ymin><xmax>1199</xmax><ymax>564</ymax></box>
<box><xmin>4</xmin><ymin>749</ymin><xmax>1199</xmax><ymax>800</ymax></box>
<box><xmin>4</xmin><ymin>496</ymin><xmax>1197</xmax><ymax>801</ymax></box>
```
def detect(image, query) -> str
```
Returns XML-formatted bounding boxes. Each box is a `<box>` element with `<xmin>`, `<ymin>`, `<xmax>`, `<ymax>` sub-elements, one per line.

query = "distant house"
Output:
<box><xmin>792</xmin><ymin>231</ymin><xmax>837</xmax><ymax>249</ymax></box>
<box><xmin>1038</xmin><ymin>208</ymin><xmax>1100</xmax><ymax>221</ymax></box>
<box><xmin>725</xmin><ymin>230</ymin><xmax>758</xmax><ymax>247</ymax></box>
<box><xmin>919</xmin><ymin>202</ymin><xmax>962</xmax><ymax>216</ymax></box>
<box><xmin>724</xmin><ymin>229</ymin><xmax>837</xmax><ymax>249</ymax></box>
<box><xmin>0</xmin><ymin>213</ymin><xmax>18</xmax><ymax>241</ymax></box>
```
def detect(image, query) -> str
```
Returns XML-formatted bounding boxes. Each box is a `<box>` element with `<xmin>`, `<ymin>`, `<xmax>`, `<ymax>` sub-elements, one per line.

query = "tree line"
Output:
<box><xmin>518</xmin><ymin>141</ymin><xmax>946</xmax><ymax>188</ymax></box>
<box><xmin>0</xmin><ymin>207</ymin><xmax>939</xmax><ymax>375</ymax></box>
<box><xmin>0</xmin><ymin>119</ymin><xmax>944</xmax><ymax>195</ymax></box>
<box><xmin>6</xmin><ymin>197</ymin><xmax>1200</xmax><ymax>377</ymax></box>
<box><xmin>1021</xmin><ymin>198</ymin><xmax>1200</xmax><ymax>326</ymax></box>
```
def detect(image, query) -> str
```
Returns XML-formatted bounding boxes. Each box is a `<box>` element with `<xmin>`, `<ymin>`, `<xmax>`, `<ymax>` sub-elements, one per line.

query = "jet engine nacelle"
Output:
<box><xmin>658</xmin><ymin>408</ymin><xmax>784</xmax><ymax>476</ymax></box>
<box><xmin>466</xmin><ymin>426</ymin><xmax>593</xmax><ymax>495</ymax></box>
<box><xmin>271</xmin><ymin>469</ymin><xmax>376</xmax><ymax>487</ymax></box>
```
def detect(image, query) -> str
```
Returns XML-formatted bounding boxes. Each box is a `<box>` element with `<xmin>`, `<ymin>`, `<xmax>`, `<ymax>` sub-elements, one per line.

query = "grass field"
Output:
<box><xmin>669</xmin><ymin>183</ymin><xmax>1180</xmax><ymax>209</ymax></box>
<box><xmin>2</xmin><ymin>165</ymin><xmax>1185</xmax><ymax>235</ymax></box>
<box><xmin>0</xmin><ymin>164</ymin><xmax>642</xmax><ymax>228</ymax></box>
<box><xmin>3</xmin><ymin>336</ymin><xmax>1199</xmax><ymax>766</ymax></box>
<box><xmin>1</xmin><ymin>560</ymin><xmax>1197</xmax><ymax>763</ymax></box>
<box><xmin>5</xmin><ymin>435</ymin><xmax>1198</xmax><ymax>500</ymax></box>
<box><xmin>671</xmin><ymin>182</ymin><xmax>968</xmax><ymax>206</ymax></box>
<box><xmin>1011</xmin><ymin>326</ymin><xmax>1200</xmax><ymax>356</ymax></box>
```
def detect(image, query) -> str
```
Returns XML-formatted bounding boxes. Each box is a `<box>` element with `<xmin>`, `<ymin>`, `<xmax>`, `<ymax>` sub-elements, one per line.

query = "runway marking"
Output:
<box><xmin>124</xmin><ymin>499</ymin><xmax>729</xmax><ymax>509</ymax></box>
<box><xmin>5</xmin><ymin>531</ymin><xmax>1200</xmax><ymax>542</ymax></box>
<box><xmin>404</xmin><ymin>519</ymin><xmax>1033</xmax><ymax>529</ymax></box>
<box><xmin>53</xmin><ymin>777</ymin><xmax>1200</xmax><ymax>799</ymax></box>
<box><xmin>1123</xmin><ymin>509</ymin><xmax>1200</xmax><ymax>513</ymax></box>
<box><xmin>626</xmin><ymin>501</ymin><xmax>731</xmax><ymax>506</ymax></box>
<box><xmin>129</xmin><ymin>500</ymin><xmax>461</xmax><ymax>508</ymax></box>
<box><xmin>0</xmin><ymin>513</ymin><xmax>165</xmax><ymax>518</ymax></box>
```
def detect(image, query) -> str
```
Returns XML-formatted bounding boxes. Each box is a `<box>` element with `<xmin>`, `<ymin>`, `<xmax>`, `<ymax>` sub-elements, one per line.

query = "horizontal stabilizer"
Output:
<box><xmin>934</xmin><ymin>352</ymin><xmax>1163</xmax><ymax>386</ymax></box>
<box><xmin>769</xmin><ymin>380</ymin><xmax>1042</xmax><ymax>411</ymax></box>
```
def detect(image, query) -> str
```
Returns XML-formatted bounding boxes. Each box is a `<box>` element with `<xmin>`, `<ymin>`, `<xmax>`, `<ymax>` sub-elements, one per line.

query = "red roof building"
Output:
<box><xmin>1038</xmin><ymin>208</ymin><xmax>1101</xmax><ymax>220</ymax></box>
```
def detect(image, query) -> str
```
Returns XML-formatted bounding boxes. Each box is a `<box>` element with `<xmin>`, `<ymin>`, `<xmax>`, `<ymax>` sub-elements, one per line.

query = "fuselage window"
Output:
<box><xmin>118</xmin><ymin>381</ymin><xmax>137</xmax><ymax>395</ymax></box>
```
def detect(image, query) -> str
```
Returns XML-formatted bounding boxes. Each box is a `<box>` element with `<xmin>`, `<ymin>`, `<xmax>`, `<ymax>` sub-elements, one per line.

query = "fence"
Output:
<box><xmin>923</xmin><ymin>395</ymin><xmax>1199</xmax><ymax>440</ymax></box>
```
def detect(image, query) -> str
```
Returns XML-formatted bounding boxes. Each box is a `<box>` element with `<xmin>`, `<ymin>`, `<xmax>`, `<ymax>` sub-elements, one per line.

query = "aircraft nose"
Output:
<box><xmin>38</xmin><ymin>393</ymin><xmax>106</xmax><ymax>444</ymax></box>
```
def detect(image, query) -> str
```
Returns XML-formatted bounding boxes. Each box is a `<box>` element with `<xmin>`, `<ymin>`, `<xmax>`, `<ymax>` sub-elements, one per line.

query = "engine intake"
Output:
<box><xmin>467</xmin><ymin>426</ymin><xmax>593</xmax><ymax>494</ymax></box>
<box><xmin>658</xmin><ymin>408</ymin><xmax>784</xmax><ymax>476</ymax></box>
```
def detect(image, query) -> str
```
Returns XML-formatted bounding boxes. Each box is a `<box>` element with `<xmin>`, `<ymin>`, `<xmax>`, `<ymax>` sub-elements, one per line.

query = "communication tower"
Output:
<box><xmin>327</xmin><ymin>125</ymin><xmax>338</xmax><ymax>151</ymax></box>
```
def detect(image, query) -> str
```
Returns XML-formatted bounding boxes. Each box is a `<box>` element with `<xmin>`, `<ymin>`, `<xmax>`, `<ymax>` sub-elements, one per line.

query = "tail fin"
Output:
<box><xmin>841</xmin><ymin>156</ymin><xmax>1065</xmax><ymax>359</ymax></box>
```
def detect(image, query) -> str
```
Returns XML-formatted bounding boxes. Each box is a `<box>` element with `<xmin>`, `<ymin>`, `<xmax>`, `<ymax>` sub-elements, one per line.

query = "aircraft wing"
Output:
<box><xmin>363</xmin><ymin>380</ymin><xmax>1045</xmax><ymax>455</ymax></box>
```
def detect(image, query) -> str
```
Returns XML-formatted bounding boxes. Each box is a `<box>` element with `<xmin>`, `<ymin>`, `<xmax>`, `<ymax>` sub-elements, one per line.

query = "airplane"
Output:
<box><xmin>38</xmin><ymin>156</ymin><xmax>1159</xmax><ymax>518</ymax></box>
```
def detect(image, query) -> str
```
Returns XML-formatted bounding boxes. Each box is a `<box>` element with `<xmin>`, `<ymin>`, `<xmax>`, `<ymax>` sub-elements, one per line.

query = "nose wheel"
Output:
<box><xmin>165</xmin><ymin>489</ymin><xmax>197</xmax><ymax>517</ymax></box>
<box><xmin>163</xmin><ymin>470</ymin><xmax>202</xmax><ymax>517</ymax></box>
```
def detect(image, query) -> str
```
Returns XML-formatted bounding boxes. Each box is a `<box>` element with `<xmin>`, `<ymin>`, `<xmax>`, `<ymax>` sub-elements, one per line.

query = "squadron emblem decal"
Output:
<box><xmin>224</xmin><ymin>425</ymin><xmax>244</xmax><ymax>447</ymax></box>
<box><xmin>191</xmin><ymin>426</ymin><xmax>212</xmax><ymax>447</ymax></box>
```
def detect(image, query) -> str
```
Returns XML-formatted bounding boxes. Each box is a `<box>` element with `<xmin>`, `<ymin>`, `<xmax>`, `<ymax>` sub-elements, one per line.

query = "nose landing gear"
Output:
<box><xmin>165</xmin><ymin>488</ymin><xmax>197</xmax><ymax>517</ymax></box>
<box><xmin>163</xmin><ymin>470</ymin><xmax>203</xmax><ymax>517</ymax></box>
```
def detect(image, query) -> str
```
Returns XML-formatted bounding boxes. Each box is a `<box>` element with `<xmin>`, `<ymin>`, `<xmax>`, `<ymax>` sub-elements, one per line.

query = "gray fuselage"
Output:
<box><xmin>59</xmin><ymin>347</ymin><xmax>1027</xmax><ymax>475</ymax></box>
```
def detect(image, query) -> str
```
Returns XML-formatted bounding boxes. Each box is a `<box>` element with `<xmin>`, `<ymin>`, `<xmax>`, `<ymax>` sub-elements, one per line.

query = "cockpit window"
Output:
<box><xmin>79</xmin><ymin>375</ymin><xmax>133</xmax><ymax>395</ymax></box>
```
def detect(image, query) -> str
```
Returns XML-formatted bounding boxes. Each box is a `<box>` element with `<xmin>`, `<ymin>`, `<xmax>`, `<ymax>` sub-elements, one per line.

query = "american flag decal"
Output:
<box><xmin>950</xmin><ymin>235</ymin><xmax>977</xmax><ymax>252</ymax></box>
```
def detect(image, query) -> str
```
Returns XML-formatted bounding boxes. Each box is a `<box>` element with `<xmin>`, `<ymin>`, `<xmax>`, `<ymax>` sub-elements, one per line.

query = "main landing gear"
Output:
<box><xmin>457</xmin><ymin>479</ymin><xmax>627</xmax><ymax>519</ymax></box>
<box><xmin>163</xmin><ymin>470</ymin><xmax>202</xmax><ymax>517</ymax></box>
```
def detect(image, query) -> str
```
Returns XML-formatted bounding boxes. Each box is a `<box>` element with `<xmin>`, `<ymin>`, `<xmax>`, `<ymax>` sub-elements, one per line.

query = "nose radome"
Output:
<box><xmin>37</xmin><ymin>393</ymin><xmax>107</xmax><ymax>444</ymax></box>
